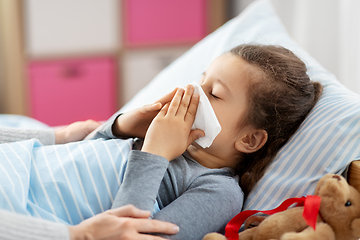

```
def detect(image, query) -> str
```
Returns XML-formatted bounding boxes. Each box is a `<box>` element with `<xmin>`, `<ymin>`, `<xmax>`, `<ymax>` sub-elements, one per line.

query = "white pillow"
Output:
<box><xmin>120</xmin><ymin>0</ymin><xmax>360</xmax><ymax>210</ymax></box>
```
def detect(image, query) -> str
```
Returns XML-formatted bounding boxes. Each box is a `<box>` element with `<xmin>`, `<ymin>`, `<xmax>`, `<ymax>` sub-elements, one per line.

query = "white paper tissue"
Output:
<box><xmin>190</xmin><ymin>82</ymin><xmax>221</xmax><ymax>148</ymax></box>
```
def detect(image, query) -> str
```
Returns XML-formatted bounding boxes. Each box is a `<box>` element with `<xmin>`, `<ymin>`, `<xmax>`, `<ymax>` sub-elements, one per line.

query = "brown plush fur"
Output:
<box><xmin>203</xmin><ymin>174</ymin><xmax>360</xmax><ymax>240</ymax></box>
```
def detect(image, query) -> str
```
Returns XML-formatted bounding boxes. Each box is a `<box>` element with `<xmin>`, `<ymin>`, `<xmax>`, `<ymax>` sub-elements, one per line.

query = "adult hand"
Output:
<box><xmin>112</xmin><ymin>88</ymin><xmax>178</xmax><ymax>139</ymax></box>
<box><xmin>55</xmin><ymin>120</ymin><xmax>101</xmax><ymax>144</ymax></box>
<box><xmin>68</xmin><ymin>204</ymin><xmax>179</xmax><ymax>240</ymax></box>
<box><xmin>141</xmin><ymin>85</ymin><xmax>204</xmax><ymax>161</ymax></box>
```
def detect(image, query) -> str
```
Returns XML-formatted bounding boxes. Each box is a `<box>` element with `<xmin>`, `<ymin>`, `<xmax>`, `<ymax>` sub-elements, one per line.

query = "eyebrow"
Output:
<box><xmin>216</xmin><ymin>78</ymin><xmax>231</xmax><ymax>93</ymax></box>
<box><xmin>202</xmin><ymin>71</ymin><xmax>231</xmax><ymax>93</ymax></box>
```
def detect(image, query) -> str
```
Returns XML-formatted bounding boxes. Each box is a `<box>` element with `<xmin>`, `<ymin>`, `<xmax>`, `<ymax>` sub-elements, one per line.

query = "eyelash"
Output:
<box><xmin>210</xmin><ymin>92</ymin><xmax>220</xmax><ymax>99</ymax></box>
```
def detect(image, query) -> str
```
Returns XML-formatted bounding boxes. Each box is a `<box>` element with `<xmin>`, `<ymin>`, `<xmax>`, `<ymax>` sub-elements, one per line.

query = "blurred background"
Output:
<box><xmin>0</xmin><ymin>0</ymin><xmax>359</xmax><ymax>126</ymax></box>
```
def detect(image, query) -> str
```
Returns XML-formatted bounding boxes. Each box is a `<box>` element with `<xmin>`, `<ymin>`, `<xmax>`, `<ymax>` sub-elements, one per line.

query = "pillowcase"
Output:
<box><xmin>120</xmin><ymin>0</ymin><xmax>360</xmax><ymax>210</ymax></box>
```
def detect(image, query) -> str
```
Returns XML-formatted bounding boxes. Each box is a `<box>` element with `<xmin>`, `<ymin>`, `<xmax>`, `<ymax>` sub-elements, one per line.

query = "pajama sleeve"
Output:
<box><xmin>111</xmin><ymin>150</ymin><xmax>169</xmax><ymax>212</ymax></box>
<box><xmin>84</xmin><ymin>113</ymin><xmax>121</xmax><ymax>140</ymax></box>
<box><xmin>111</xmin><ymin>150</ymin><xmax>243</xmax><ymax>240</ymax></box>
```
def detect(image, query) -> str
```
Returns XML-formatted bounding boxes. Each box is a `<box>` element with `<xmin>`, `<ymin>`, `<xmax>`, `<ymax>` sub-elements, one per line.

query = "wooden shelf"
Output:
<box><xmin>0</xmin><ymin>0</ymin><xmax>27</xmax><ymax>115</ymax></box>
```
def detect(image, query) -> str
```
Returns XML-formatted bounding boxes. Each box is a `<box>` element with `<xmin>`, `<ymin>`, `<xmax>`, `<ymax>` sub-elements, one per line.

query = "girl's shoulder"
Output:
<box><xmin>169</xmin><ymin>153</ymin><xmax>241</xmax><ymax>192</ymax></box>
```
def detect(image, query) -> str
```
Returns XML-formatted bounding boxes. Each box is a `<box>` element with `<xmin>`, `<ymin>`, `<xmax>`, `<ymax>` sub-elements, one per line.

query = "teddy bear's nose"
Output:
<box><xmin>332</xmin><ymin>175</ymin><xmax>341</xmax><ymax>181</ymax></box>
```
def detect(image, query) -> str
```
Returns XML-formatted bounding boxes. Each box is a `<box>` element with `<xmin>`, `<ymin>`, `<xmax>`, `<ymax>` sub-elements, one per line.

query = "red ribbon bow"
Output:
<box><xmin>303</xmin><ymin>195</ymin><xmax>321</xmax><ymax>230</ymax></box>
<box><xmin>225</xmin><ymin>195</ymin><xmax>321</xmax><ymax>240</ymax></box>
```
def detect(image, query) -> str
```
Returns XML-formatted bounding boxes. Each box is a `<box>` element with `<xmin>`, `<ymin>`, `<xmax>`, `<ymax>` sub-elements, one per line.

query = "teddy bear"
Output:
<box><xmin>203</xmin><ymin>174</ymin><xmax>360</xmax><ymax>240</ymax></box>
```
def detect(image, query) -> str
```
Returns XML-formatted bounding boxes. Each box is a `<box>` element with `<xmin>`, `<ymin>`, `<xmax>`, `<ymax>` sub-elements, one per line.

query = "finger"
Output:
<box><xmin>158</xmin><ymin>103</ymin><xmax>170</xmax><ymax>117</ymax></box>
<box><xmin>154</xmin><ymin>87</ymin><xmax>179</xmax><ymax>106</ymax></box>
<box><xmin>149</xmin><ymin>102</ymin><xmax>162</xmax><ymax>111</ymax></box>
<box><xmin>167</xmin><ymin>88</ymin><xmax>184</xmax><ymax>116</ymax></box>
<box><xmin>184</xmin><ymin>93</ymin><xmax>200</xmax><ymax>125</ymax></box>
<box><xmin>188</xmin><ymin>129</ymin><xmax>205</xmax><ymax>145</ymax></box>
<box><xmin>108</xmin><ymin>205</ymin><xmax>151</xmax><ymax>218</ymax></box>
<box><xmin>139</xmin><ymin>102</ymin><xmax>162</xmax><ymax>114</ymax></box>
<box><xmin>134</xmin><ymin>219</ymin><xmax>180</xmax><ymax>235</ymax></box>
<box><xmin>177</xmin><ymin>85</ymin><xmax>195</xmax><ymax>117</ymax></box>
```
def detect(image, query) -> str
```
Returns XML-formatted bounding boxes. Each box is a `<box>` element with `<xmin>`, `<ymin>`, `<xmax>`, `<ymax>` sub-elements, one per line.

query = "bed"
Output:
<box><xmin>0</xmin><ymin>0</ymin><xmax>360</xmax><ymax>235</ymax></box>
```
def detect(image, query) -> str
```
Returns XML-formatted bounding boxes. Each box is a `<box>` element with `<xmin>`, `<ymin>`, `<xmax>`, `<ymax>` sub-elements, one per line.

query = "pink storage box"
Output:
<box><xmin>123</xmin><ymin>0</ymin><xmax>207</xmax><ymax>47</ymax></box>
<box><xmin>28</xmin><ymin>57</ymin><xmax>116</xmax><ymax>126</ymax></box>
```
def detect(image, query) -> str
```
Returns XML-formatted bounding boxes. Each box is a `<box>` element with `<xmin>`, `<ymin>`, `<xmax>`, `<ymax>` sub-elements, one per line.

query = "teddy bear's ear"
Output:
<box><xmin>351</xmin><ymin>218</ymin><xmax>360</xmax><ymax>237</ymax></box>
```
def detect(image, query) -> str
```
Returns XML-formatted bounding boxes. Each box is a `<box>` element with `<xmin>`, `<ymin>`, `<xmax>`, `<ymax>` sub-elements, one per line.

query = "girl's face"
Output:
<box><xmin>187</xmin><ymin>53</ymin><xmax>258</xmax><ymax>168</ymax></box>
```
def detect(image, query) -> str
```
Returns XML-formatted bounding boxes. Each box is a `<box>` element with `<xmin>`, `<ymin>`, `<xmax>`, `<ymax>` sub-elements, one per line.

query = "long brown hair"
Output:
<box><xmin>230</xmin><ymin>44</ymin><xmax>323</xmax><ymax>197</ymax></box>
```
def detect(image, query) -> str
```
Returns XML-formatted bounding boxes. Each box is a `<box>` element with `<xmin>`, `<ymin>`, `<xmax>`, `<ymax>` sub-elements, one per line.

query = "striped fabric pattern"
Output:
<box><xmin>0</xmin><ymin>138</ymin><xmax>132</xmax><ymax>225</ymax></box>
<box><xmin>119</xmin><ymin>0</ymin><xmax>360</xmax><ymax>211</ymax></box>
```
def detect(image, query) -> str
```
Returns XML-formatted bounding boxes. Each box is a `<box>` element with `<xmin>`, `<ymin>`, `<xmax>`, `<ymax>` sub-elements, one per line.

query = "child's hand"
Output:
<box><xmin>55</xmin><ymin>120</ymin><xmax>101</xmax><ymax>144</ymax></box>
<box><xmin>141</xmin><ymin>85</ymin><xmax>205</xmax><ymax>161</ymax></box>
<box><xmin>112</xmin><ymin>88</ymin><xmax>178</xmax><ymax>138</ymax></box>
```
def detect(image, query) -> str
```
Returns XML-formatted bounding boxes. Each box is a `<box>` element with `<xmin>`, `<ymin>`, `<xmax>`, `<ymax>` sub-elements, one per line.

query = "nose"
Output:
<box><xmin>332</xmin><ymin>175</ymin><xmax>341</xmax><ymax>181</ymax></box>
<box><xmin>199</xmin><ymin>84</ymin><xmax>208</xmax><ymax>97</ymax></box>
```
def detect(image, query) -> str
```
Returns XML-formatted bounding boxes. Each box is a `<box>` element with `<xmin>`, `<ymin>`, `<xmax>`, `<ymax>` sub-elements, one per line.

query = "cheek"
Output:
<box><xmin>212</xmin><ymin>106</ymin><xmax>225</xmax><ymax>126</ymax></box>
<box><xmin>216</xmin><ymin>115</ymin><xmax>239</xmax><ymax>140</ymax></box>
<box><xmin>214</xmin><ymin>105</ymin><xmax>239</xmax><ymax>129</ymax></box>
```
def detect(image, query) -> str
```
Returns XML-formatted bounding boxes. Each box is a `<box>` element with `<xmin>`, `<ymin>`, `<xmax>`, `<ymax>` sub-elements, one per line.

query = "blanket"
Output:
<box><xmin>0</xmin><ymin>138</ymin><xmax>132</xmax><ymax>225</ymax></box>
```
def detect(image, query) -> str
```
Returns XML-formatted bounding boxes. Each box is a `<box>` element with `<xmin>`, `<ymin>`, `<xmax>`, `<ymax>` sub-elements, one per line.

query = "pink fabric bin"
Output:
<box><xmin>28</xmin><ymin>57</ymin><xmax>116</xmax><ymax>126</ymax></box>
<box><xmin>123</xmin><ymin>0</ymin><xmax>207</xmax><ymax>47</ymax></box>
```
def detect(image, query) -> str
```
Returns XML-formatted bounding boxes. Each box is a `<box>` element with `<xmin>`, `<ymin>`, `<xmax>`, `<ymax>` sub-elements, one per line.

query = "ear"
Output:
<box><xmin>235</xmin><ymin>128</ymin><xmax>268</xmax><ymax>154</ymax></box>
<box><xmin>351</xmin><ymin>218</ymin><xmax>360</xmax><ymax>237</ymax></box>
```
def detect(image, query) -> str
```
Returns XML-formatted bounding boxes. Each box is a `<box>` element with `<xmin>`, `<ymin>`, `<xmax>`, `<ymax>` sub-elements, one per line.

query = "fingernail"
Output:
<box><xmin>173</xmin><ymin>226</ymin><xmax>180</xmax><ymax>233</ymax></box>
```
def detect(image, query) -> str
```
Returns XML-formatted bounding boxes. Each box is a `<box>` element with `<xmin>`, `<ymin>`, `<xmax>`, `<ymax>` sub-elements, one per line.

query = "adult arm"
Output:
<box><xmin>0</xmin><ymin>120</ymin><xmax>100</xmax><ymax>145</ymax></box>
<box><xmin>0</xmin><ymin>205</ymin><xmax>179</xmax><ymax>240</ymax></box>
<box><xmin>0</xmin><ymin>127</ymin><xmax>55</xmax><ymax>145</ymax></box>
<box><xmin>69</xmin><ymin>205</ymin><xmax>179</xmax><ymax>240</ymax></box>
<box><xmin>0</xmin><ymin>208</ymin><xmax>69</xmax><ymax>240</ymax></box>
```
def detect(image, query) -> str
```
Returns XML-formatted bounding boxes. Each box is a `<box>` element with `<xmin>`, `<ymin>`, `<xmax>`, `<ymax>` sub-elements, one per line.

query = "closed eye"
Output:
<box><xmin>210</xmin><ymin>92</ymin><xmax>220</xmax><ymax>99</ymax></box>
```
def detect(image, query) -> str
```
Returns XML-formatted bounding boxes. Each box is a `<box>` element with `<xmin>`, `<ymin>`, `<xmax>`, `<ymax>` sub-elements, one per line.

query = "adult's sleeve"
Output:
<box><xmin>0</xmin><ymin>209</ymin><xmax>69</xmax><ymax>240</ymax></box>
<box><xmin>111</xmin><ymin>150</ymin><xmax>169</xmax><ymax>212</ymax></box>
<box><xmin>0</xmin><ymin>127</ymin><xmax>55</xmax><ymax>145</ymax></box>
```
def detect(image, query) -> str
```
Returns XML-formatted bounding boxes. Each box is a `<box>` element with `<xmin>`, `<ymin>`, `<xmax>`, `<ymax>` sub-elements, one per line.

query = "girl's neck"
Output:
<box><xmin>186</xmin><ymin>144</ymin><xmax>236</xmax><ymax>169</ymax></box>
